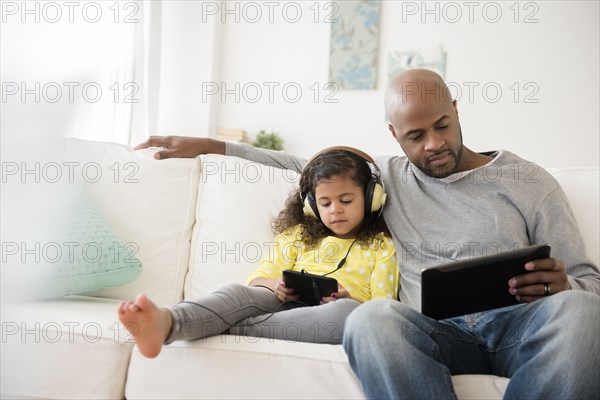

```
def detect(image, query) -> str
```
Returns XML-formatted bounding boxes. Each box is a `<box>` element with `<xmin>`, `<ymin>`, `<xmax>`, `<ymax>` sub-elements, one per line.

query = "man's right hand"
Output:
<box><xmin>134</xmin><ymin>135</ymin><xmax>226</xmax><ymax>160</ymax></box>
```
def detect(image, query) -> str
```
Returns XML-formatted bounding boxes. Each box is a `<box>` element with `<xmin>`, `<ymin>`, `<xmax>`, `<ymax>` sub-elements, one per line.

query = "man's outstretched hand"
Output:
<box><xmin>134</xmin><ymin>135</ymin><xmax>226</xmax><ymax>160</ymax></box>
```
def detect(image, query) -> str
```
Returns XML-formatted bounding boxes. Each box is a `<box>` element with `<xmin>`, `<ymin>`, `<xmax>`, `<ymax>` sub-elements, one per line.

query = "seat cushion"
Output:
<box><xmin>0</xmin><ymin>296</ymin><xmax>132</xmax><ymax>399</ymax></box>
<box><xmin>125</xmin><ymin>335</ymin><xmax>364</xmax><ymax>399</ymax></box>
<box><xmin>125</xmin><ymin>335</ymin><xmax>508</xmax><ymax>399</ymax></box>
<box><xmin>452</xmin><ymin>375</ymin><xmax>509</xmax><ymax>399</ymax></box>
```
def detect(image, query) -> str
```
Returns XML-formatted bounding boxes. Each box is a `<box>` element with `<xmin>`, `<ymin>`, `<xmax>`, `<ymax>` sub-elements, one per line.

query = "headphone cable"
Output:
<box><xmin>321</xmin><ymin>238</ymin><xmax>358</xmax><ymax>277</ymax></box>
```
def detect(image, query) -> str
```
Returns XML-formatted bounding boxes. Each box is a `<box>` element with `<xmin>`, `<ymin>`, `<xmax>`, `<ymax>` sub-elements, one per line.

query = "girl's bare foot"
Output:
<box><xmin>117</xmin><ymin>294</ymin><xmax>173</xmax><ymax>358</ymax></box>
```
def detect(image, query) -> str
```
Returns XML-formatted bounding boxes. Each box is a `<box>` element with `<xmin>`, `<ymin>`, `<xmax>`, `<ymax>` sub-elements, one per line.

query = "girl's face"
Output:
<box><xmin>314</xmin><ymin>174</ymin><xmax>365</xmax><ymax>239</ymax></box>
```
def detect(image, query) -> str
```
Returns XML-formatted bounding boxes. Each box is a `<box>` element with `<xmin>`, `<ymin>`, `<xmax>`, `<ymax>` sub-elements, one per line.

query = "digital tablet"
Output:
<box><xmin>282</xmin><ymin>269</ymin><xmax>338</xmax><ymax>306</ymax></box>
<box><xmin>421</xmin><ymin>244</ymin><xmax>551</xmax><ymax>320</ymax></box>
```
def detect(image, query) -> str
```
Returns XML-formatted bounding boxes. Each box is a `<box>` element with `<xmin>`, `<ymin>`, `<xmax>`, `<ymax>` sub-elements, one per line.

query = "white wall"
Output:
<box><xmin>3</xmin><ymin>1</ymin><xmax>597</xmax><ymax>168</ymax></box>
<box><xmin>153</xmin><ymin>1</ymin><xmax>220</xmax><ymax>137</ymax></box>
<box><xmin>156</xmin><ymin>0</ymin><xmax>598</xmax><ymax>168</ymax></box>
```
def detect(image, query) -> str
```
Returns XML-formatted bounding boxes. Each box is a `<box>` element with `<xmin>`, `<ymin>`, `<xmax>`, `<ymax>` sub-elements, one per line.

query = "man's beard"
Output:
<box><xmin>418</xmin><ymin>126</ymin><xmax>464</xmax><ymax>178</ymax></box>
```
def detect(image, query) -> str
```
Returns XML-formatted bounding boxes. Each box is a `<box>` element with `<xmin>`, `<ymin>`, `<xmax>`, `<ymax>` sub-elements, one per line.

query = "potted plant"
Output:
<box><xmin>252</xmin><ymin>130</ymin><xmax>284</xmax><ymax>150</ymax></box>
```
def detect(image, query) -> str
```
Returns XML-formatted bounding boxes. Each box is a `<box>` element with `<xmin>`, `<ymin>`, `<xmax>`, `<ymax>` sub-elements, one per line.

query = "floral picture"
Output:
<box><xmin>329</xmin><ymin>1</ymin><xmax>381</xmax><ymax>90</ymax></box>
<box><xmin>387</xmin><ymin>45</ymin><xmax>447</xmax><ymax>81</ymax></box>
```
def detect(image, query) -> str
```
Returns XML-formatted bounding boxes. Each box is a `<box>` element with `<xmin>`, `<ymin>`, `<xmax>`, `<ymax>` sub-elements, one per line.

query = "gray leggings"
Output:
<box><xmin>164</xmin><ymin>283</ymin><xmax>360</xmax><ymax>344</ymax></box>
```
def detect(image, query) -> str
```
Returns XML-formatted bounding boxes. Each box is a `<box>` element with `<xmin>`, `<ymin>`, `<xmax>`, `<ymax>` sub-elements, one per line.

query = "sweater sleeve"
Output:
<box><xmin>531</xmin><ymin>185</ymin><xmax>600</xmax><ymax>294</ymax></box>
<box><xmin>369</xmin><ymin>237</ymin><xmax>400</xmax><ymax>300</ymax></box>
<box><xmin>246</xmin><ymin>230</ymin><xmax>300</xmax><ymax>284</ymax></box>
<box><xmin>226</xmin><ymin>142</ymin><xmax>306</xmax><ymax>173</ymax></box>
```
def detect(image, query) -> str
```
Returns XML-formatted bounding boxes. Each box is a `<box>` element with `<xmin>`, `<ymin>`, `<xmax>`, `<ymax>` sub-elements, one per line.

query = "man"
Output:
<box><xmin>137</xmin><ymin>69</ymin><xmax>599</xmax><ymax>399</ymax></box>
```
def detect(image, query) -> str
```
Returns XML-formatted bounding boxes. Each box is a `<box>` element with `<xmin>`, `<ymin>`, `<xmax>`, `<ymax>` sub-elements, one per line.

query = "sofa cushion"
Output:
<box><xmin>452</xmin><ymin>375</ymin><xmax>509</xmax><ymax>400</ymax></box>
<box><xmin>64</xmin><ymin>138</ymin><xmax>201</xmax><ymax>305</ymax></box>
<box><xmin>0</xmin><ymin>296</ymin><xmax>133</xmax><ymax>399</ymax></box>
<box><xmin>548</xmin><ymin>167</ymin><xmax>599</xmax><ymax>266</ymax></box>
<box><xmin>184</xmin><ymin>155</ymin><xmax>299</xmax><ymax>299</ymax></box>
<box><xmin>126</xmin><ymin>337</ymin><xmax>362</xmax><ymax>399</ymax></box>
<box><xmin>125</xmin><ymin>336</ymin><xmax>508</xmax><ymax>399</ymax></box>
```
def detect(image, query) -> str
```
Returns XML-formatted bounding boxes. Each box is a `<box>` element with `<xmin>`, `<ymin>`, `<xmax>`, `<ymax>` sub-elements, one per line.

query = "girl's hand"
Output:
<box><xmin>249</xmin><ymin>277</ymin><xmax>298</xmax><ymax>302</ymax></box>
<box><xmin>321</xmin><ymin>284</ymin><xmax>353</xmax><ymax>304</ymax></box>
<box><xmin>274</xmin><ymin>278</ymin><xmax>299</xmax><ymax>302</ymax></box>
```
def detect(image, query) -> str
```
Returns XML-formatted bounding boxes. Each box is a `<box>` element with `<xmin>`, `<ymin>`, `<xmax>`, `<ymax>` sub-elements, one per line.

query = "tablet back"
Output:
<box><xmin>282</xmin><ymin>270</ymin><xmax>338</xmax><ymax>306</ymax></box>
<box><xmin>421</xmin><ymin>244</ymin><xmax>551</xmax><ymax>320</ymax></box>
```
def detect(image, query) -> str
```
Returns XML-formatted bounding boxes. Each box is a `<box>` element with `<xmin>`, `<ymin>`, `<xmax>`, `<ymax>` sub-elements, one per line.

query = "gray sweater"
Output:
<box><xmin>226</xmin><ymin>143</ymin><xmax>600</xmax><ymax>310</ymax></box>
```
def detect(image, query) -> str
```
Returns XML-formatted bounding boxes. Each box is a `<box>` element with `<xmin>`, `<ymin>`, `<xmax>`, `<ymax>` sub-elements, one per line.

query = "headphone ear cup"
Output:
<box><xmin>370</xmin><ymin>183</ymin><xmax>387</xmax><ymax>213</ymax></box>
<box><xmin>364</xmin><ymin>179</ymin><xmax>376</xmax><ymax>216</ymax></box>
<box><xmin>303</xmin><ymin>192</ymin><xmax>319</xmax><ymax>219</ymax></box>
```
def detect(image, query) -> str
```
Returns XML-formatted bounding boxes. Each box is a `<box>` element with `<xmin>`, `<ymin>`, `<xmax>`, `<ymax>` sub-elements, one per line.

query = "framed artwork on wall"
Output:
<box><xmin>329</xmin><ymin>1</ymin><xmax>381</xmax><ymax>90</ymax></box>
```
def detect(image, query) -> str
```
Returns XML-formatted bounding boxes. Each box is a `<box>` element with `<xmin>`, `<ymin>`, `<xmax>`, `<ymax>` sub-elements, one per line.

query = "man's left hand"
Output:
<box><xmin>508</xmin><ymin>258</ymin><xmax>570</xmax><ymax>302</ymax></box>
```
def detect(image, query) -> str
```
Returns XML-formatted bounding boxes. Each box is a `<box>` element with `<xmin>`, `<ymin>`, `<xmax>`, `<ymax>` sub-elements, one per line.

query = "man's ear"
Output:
<box><xmin>388</xmin><ymin>124</ymin><xmax>399</xmax><ymax>142</ymax></box>
<box><xmin>453</xmin><ymin>99</ymin><xmax>459</xmax><ymax>118</ymax></box>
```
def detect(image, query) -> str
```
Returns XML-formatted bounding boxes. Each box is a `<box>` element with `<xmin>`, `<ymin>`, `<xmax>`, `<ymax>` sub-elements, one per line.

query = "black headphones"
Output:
<box><xmin>300</xmin><ymin>146</ymin><xmax>387</xmax><ymax>220</ymax></box>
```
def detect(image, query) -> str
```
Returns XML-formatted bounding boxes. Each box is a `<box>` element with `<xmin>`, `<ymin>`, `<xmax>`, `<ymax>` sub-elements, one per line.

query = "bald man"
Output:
<box><xmin>137</xmin><ymin>69</ymin><xmax>599</xmax><ymax>399</ymax></box>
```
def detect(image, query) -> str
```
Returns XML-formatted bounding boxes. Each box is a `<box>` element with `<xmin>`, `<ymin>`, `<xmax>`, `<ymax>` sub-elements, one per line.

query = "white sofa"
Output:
<box><xmin>1</xmin><ymin>138</ymin><xmax>598</xmax><ymax>399</ymax></box>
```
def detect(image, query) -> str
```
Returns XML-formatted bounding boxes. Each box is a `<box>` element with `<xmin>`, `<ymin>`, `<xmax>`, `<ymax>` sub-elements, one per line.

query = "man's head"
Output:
<box><xmin>385</xmin><ymin>68</ymin><xmax>465</xmax><ymax>178</ymax></box>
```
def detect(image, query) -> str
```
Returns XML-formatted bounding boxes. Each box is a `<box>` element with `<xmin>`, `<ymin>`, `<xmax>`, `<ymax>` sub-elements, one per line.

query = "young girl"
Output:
<box><xmin>117</xmin><ymin>147</ymin><xmax>399</xmax><ymax>357</ymax></box>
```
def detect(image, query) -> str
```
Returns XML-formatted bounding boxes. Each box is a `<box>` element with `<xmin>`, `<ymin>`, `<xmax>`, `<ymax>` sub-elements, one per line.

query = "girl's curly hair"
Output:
<box><xmin>272</xmin><ymin>149</ymin><xmax>390</xmax><ymax>249</ymax></box>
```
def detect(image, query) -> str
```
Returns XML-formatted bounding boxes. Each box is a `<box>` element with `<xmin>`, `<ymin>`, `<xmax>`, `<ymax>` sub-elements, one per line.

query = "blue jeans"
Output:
<box><xmin>343</xmin><ymin>291</ymin><xmax>600</xmax><ymax>399</ymax></box>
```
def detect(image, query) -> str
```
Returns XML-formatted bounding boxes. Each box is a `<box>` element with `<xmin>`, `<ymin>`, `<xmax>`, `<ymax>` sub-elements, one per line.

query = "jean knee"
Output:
<box><xmin>528</xmin><ymin>291</ymin><xmax>599</xmax><ymax>363</ymax></box>
<box><xmin>345</xmin><ymin>299</ymin><xmax>402</xmax><ymax>336</ymax></box>
<box><xmin>345</xmin><ymin>300</ymin><xmax>381</xmax><ymax>328</ymax></box>
<box><xmin>546</xmin><ymin>290</ymin><xmax>599</xmax><ymax>323</ymax></box>
<box><xmin>563</xmin><ymin>290</ymin><xmax>599</xmax><ymax>309</ymax></box>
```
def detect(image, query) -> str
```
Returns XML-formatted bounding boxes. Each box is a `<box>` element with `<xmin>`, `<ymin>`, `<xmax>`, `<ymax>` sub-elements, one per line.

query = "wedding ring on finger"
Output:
<box><xmin>543</xmin><ymin>283</ymin><xmax>551</xmax><ymax>296</ymax></box>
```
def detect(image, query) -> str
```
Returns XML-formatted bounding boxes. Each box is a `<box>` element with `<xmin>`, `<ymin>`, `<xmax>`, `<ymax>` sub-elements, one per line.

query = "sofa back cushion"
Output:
<box><xmin>548</xmin><ymin>167</ymin><xmax>599</xmax><ymax>266</ymax></box>
<box><xmin>65</xmin><ymin>139</ymin><xmax>200</xmax><ymax>305</ymax></box>
<box><xmin>185</xmin><ymin>161</ymin><xmax>598</xmax><ymax>301</ymax></box>
<box><xmin>184</xmin><ymin>155</ymin><xmax>299</xmax><ymax>299</ymax></box>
